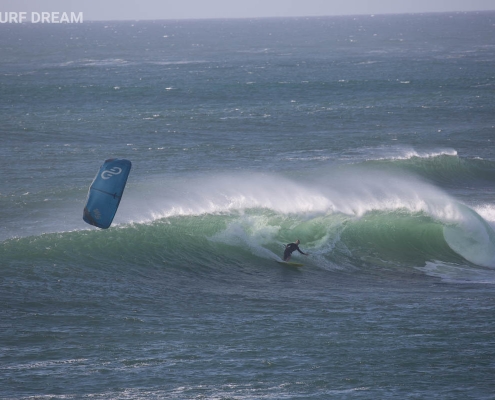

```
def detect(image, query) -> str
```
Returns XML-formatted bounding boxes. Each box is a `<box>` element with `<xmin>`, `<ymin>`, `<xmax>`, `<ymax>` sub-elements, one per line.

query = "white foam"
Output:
<box><xmin>375</xmin><ymin>147</ymin><xmax>458</xmax><ymax>161</ymax></box>
<box><xmin>60</xmin><ymin>58</ymin><xmax>130</xmax><ymax>67</ymax></box>
<box><xmin>473</xmin><ymin>204</ymin><xmax>495</xmax><ymax>224</ymax></box>
<box><xmin>209</xmin><ymin>214</ymin><xmax>281</xmax><ymax>260</ymax></box>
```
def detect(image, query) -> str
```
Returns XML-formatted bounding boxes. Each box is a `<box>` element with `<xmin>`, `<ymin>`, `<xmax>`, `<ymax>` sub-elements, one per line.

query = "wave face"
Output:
<box><xmin>362</xmin><ymin>150</ymin><xmax>495</xmax><ymax>188</ymax></box>
<box><xmin>3</xmin><ymin>157</ymin><xmax>495</xmax><ymax>280</ymax></box>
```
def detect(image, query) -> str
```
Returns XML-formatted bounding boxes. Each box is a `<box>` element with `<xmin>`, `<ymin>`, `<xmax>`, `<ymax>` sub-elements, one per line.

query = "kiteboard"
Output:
<box><xmin>277</xmin><ymin>261</ymin><xmax>304</xmax><ymax>267</ymax></box>
<box><xmin>83</xmin><ymin>158</ymin><xmax>132</xmax><ymax>229</ymax></box>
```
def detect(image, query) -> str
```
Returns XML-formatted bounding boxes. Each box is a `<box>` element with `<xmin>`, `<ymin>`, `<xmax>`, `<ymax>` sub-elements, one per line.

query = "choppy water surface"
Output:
<box><xmin>1</xmin><ymin>12</ymin><xmax>495</xmax><ymax>399</ymax></box>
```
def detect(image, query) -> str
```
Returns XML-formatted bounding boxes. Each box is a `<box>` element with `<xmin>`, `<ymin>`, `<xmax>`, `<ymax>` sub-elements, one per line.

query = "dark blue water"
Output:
<box><xmin>1</xmin><ymin>12</ymin><xmax>495</xmax><ymax>399</ymax></box>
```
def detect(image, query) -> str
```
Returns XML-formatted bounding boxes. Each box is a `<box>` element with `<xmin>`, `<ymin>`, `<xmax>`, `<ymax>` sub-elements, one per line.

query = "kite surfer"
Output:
<box><xmin>283</xmin><ymin>240</ymin><xmax>308</xmax><ymax>262</ymax></box>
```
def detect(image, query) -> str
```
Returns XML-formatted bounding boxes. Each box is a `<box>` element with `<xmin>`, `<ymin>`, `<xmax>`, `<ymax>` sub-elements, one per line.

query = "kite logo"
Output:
<box><xmin>101</xmin><ymin>167</ymin><xmax>122</xmax><ymax>180</ymax></box>
<box><xmin>93</xmin><ymin>209</ymin><xmax>101</xmax><ymax>220</ymax></box>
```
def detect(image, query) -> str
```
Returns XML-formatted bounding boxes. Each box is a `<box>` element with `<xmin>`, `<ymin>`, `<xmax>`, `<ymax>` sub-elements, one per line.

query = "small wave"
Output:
<box><xmin>236</xmin><ymin>48</ymin><xmax>271</xmax><ymax>54</ymax></box>
<box><xmin>418</xmin><ymin>261</ymin><xmax>495</xmax><ymax>284</ymax></box>
<box><xmin>371</xmin><ymin>148</ymin><xmax>458</xmax><ymax>161</ymax></box>
<box><xmin>285</xmin><ymin>156</ymin><xmax>331</xmax><ymax>162</ymax></box>
<box><xmin>359</xmin><ymin>149</ymin><xmax>495</xmax><ymax>187</ymax></box>
<box><xmin>52</xmin><ymin>58</ymin><xmax>130</xmax><ymax>68</ymax></box>
<box><xmin>147</xmin><ymin>60</ymin><xmax>208</xmax><ymax>66</ymax></box>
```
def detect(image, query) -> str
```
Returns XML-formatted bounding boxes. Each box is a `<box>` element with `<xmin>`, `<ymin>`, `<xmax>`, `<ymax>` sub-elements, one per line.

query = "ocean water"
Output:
<box><xmin>1</xmin><ymin>12</ymin><xmax>495</xmax><ymax>399</ymax></box>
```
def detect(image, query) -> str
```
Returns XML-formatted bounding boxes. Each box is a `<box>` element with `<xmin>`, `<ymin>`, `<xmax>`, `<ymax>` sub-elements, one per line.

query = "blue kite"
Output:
<box><xmin>83</xmin><ymin>158</ymin><xmax>132</xmax><ymax>229</ymax></box>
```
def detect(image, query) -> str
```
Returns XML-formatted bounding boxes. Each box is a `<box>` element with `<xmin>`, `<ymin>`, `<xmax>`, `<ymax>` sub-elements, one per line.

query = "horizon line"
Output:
<box><xmin>79</xmin><ymin>9</ymin><xmax>494</xmax><ymax>23</ymax></box>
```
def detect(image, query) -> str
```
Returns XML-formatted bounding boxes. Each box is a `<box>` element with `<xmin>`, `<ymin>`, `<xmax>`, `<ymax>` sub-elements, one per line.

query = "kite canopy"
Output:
<box><xmin>83</xmin><ymin>158</ymin><xmax>132</xmax><ymax>229</ymax></box>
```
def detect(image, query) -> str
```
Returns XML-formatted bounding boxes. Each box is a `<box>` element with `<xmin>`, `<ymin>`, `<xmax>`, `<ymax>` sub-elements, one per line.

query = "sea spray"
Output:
<box><xmin>115</xmin><ymin>167</ymin><xmax>494</xmax><ymax>269</ymax></box>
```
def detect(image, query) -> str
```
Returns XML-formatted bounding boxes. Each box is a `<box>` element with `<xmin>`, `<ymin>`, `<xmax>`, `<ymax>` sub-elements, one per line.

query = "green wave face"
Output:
<box><xmin>3</xmin><ymin>204</ymin><xmax>493</xmax><ymax>277</ymax></box>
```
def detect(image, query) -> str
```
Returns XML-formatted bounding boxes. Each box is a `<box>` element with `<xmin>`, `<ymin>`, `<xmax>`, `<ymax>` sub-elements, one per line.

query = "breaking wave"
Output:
<box><xmin>3</xmin><ymin>156</ymin><xmax>495</xmax><ymax>281</ymax></box>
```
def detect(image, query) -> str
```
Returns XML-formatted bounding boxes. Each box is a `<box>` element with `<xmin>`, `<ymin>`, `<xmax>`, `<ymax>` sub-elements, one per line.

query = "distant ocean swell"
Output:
<box><xmin>362</xmin><ymin>151</ymin><xmax>495</xmax><ymax>187</ymax></box>
<box><xmin>3</xmin><ymin>155</ymin><xmax>495</xmax><ymax>275</ymax></box>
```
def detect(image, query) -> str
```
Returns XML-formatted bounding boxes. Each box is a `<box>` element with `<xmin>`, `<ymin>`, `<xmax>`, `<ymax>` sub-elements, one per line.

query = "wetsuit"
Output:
<box><xmin>283</xmin><ymin>243</ymin><xmax>307</xmax><ymax>261</ymax></box>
